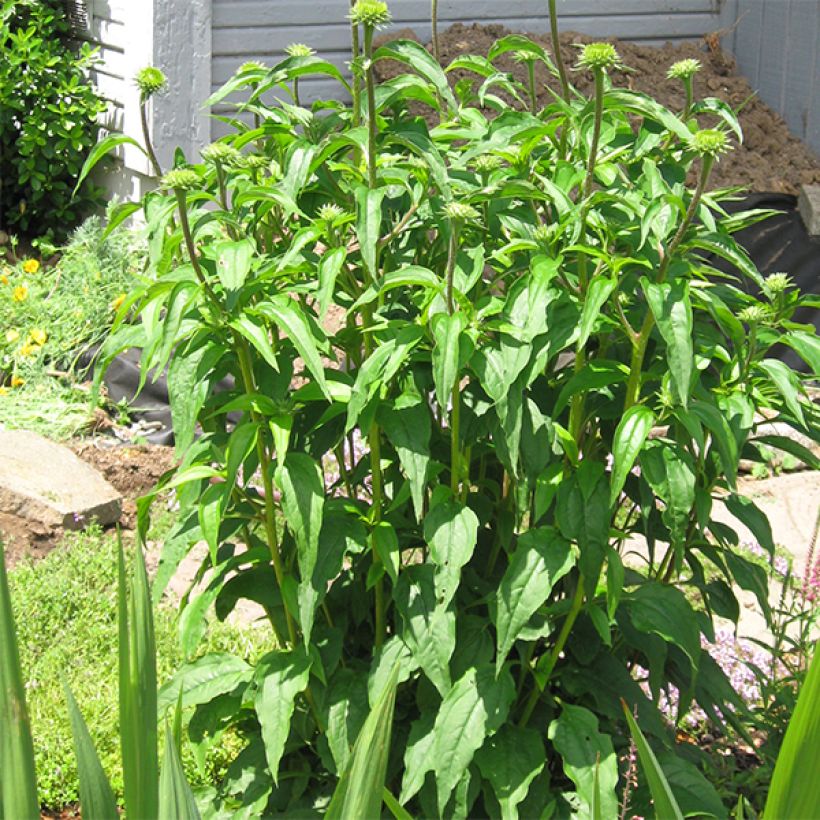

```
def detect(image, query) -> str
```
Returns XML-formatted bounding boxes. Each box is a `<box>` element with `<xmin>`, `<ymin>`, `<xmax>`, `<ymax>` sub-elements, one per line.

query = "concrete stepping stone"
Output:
<box><xmin>0</xmin><ymin>430</ymin><xmax>122</xmax><ymax>530</ymax></box>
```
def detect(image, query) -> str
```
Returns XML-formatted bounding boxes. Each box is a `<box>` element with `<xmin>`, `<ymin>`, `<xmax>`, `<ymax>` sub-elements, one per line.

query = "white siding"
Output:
<box><xmin>210</xmin><ymin>0</ymin><xmax>723</xmax><ymax>128</ymax></box>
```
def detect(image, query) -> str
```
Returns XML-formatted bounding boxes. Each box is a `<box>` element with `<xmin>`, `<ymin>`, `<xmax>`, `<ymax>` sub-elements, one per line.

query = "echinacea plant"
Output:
<box><xmin>77</xmin><ymin>0</ymin><xmax>820</xmax><ymax>816</ymax></box>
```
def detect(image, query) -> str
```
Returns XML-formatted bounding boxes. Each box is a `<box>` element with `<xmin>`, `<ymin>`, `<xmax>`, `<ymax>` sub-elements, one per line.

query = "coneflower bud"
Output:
<box><xmin>348</xmin><ymin>0</ymin><xmax>391</xmax><ymax>28</ymax></box>
<box><xmin>667</xmin><ymin>58</ymin><xmax>701</xmax><ymax>80</ymax></box>
<box><xmin>690</xmin><ymin>128</ymin><xmax>729</xmax><ymax>157</ymax></box>
<box><xmin>577</xmin><ymin>42</ymin><xmax>621</xmax><ymax>72</ymax></box>
<box><xmin>318</xmin><ymin>203</ymin><xmax>345</xmax><ymax>222</ymax></box>
<box><xmin>444</xmin><ymin>202</ymin><xmax>480</xmax><ymax>223</ymax></box>
<box><xmin>764</xmin><ymin>272</ymin><xmax>792</xmax><ymax>296</ymax></box>
<box><xmin>738</xmin><ymin>305</ymin><xmax>768</xmax><ymax>324</ymax></box>
<box><xmin>473</xmin><ymin>154</ymin><xmax>502</xmax><ymax>173</ymax></box>
<box><xmin>135</xmin><ymin>66</ymin><xmax>167</xmax><ymax>100</ymax></box>
<box><xmin>512</xmin><ymin>49</ymin><xmax>537</xmax><ymax>65</ymax></box>
<box><xmin>161</xmin><ymin>168</ymin><xmax>201</xmax><ymax>191</ymax></box>
<box><xmin>201</xmin><ymin>143</ymin><xmax>243</xmax><ymax>166</ymax></box>
<box><xmin>286</xmin><ymin>43</ymin><xmax>316</xmax><ymax>58</ymax></box>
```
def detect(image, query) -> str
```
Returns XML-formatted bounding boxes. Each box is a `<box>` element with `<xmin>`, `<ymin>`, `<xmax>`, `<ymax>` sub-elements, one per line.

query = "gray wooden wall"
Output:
<box><xmin>720</xmin><ymin>0</ymin><xmax>820</xmax><ymax>157</ymax></box>
<box><xmin>212</xmin><ymin>0</ymin><xmax>724</xmax><ymax>120</ymax></box>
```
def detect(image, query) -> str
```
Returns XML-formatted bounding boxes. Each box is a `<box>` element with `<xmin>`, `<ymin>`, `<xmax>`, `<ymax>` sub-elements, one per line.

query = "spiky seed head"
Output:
<box><xmin>667</xmin><ymin>58</ymin><xmax>701</xmax><ymax>80</ymax></box>
<box><xmin>201</xmin><ymin>142</ymin><xmax>243</xmax><ymax>166</ymax></box>
<box><xmin>245</xmin><ymin>154</ymin><xmax>270</xmax><ymax>170</ymax></box>
<box><xmin>764</xmin><ymin>272</ymin><xmax>792</xmax><ymax>295</ymax></box>
<box><xmin>319</xmin><ymin>203</ymin><xmax>345</xmax><ymax>222</ymax></box>
<box><xmin>239</xmin><ymin>60</ymin><xmax>266</xmax><ymax>73</ymax></box>
<box><xmin>286</xmin><ymin>43</ymin><xmax>315</xmax><ymax>58</ymax></box>
<box><xmin>689</xmin><ymin>128</ymin><xmax>729</xmax><ymax>157</ymax></box>
<box><xmin>161</xmin><ymin>168</ymin><xmax>201</xmax><ymax>191</ymax></box>
<box><xmin>444</xmin><ymin>202</ymin><xmax>480</xmax><ymax>222</ymax></box>
<box><xmin>738</xmin><ymin>305</ymin><xmax>768</xmax><ymax>324</ymax></box>
<box><xmin>473</xmin><ymin>154</ymin><xmax>502</xmax><ymax>173</ymax></box>
<box><xmin>577</xmin><ymin>42</ymin><xmax>621</xmax><ymax>71</ymax></box>
<box><xmin>513</xmin><ymin>49</ymin><xmax>537</xmax><ymax>64</ymax></box>
<box><xmin>348</xmin><ymin>0</ymin><xmax>391</xmax><ymax>28</ymax></box>
<box><xmin>135</xmin><ymin>66</ymin><xmax>167</xmax><ymax>99</ymax></box>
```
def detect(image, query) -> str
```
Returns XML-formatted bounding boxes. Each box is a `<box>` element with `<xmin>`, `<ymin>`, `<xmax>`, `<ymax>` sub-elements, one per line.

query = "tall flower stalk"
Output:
<box><xmin>134</xmin><ymin>67</ymin><xmax>167</xmax><ymax>179</ymax></box>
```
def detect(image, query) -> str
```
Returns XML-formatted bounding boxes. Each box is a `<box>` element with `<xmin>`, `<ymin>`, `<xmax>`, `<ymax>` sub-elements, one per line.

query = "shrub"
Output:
<box><xmin>0</xmin><ymin>0</ymin><xmax>105</xmax><ymax>239</ymax></box>
<box><xmin>87</xmin><ymin>3</ymin><xmax>820</xmax><ymax>815</ymax></box>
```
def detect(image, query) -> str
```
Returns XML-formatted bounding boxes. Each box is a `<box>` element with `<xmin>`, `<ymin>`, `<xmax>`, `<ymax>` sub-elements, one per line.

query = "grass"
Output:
<box><xmin>1</xmin><ymin>215</ymin><xmax>140</xmax><ymax>439</ymax></box>
<box><xmin>8</xmin><ymin>524</ymin><xmax>272</xmax><ymax>810</ymax></box>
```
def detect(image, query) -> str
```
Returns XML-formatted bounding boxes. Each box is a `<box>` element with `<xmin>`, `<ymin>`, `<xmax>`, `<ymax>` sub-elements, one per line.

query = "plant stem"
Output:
<box><xmin>527</xmin><ymin>60</ymin><xmax>537</xmax><ymax>115</ymax></box>
<box><xmin>548</xmin><ymin>0</ymin><xmax>570</xmax><ymax>106</ymax></box>
<box><xmin>582</xmin><ymin>70</ymin><xmax>605</xmax><ymax>203</ymax></box>
<box><xmin>622</xmin><ymin>154</ymin><xmax>714</xmax><ymax>411</ymax></box>
<box><xmin>431</xmin><ymin>0</ymin><xmax>440</xmax><ymax>64</ymax></box>
<box><xmin>139</xmin><ymin>99</ymin><xmax>163</xmax><ymax>178</ymax></box>
<box><xmin>364</xmin><ymin>25</ymin><xmax>378</xmax><ymax>189</ymax></box>
<box><xmin>445</xmin><ymin>221</ymin><xmax>462</xmax><ymax>494</ymax></box>
<box><xmin>518</xmin><ymin>574</ymin><xmax>585</xmax><ymax>726</ymax></box>
<box><xmin>350</xmin><ymin>1</ymin><xmax>361</xmax><ymax>127</ymax></box>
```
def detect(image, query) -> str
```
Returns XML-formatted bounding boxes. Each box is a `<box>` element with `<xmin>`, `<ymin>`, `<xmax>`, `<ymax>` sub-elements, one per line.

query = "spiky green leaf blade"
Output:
<box><xmin>0</xmin><ymin>541</ymin><xmax>39</xmax><ymax>820</ymax></box>
<box><xmin>326</xmin><ymin>664</ymin><xmax>400</xmax><ymax>820</ymax></box>
<box><xmin>621</xmin><ymin>702</ymin><xmax>684</xmax><ymax>820</ymax></box>
<box><xmin>764</xmin><ymin>646</ymin><xmax>820</xmax><ymax>820</ymax></box>
<box><xmin>158</xmin><ymin>718</ymin><xmax>201</xmax><ymax>820</ymax></box>
<box><xmin>494</xmin><ymin>528</ymin><xmax>574</xmax><ymax>671</ymax></box>
<box><xmin>65</xmin><ymin>685</ymin><xmax>118</xmax><ymax>820</ymax></box>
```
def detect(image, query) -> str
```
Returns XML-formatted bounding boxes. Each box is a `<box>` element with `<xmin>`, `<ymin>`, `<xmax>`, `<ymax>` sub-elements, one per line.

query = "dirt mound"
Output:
<box><xmin>377</xmin><ymin>23</ymin><xmax>820</xmax><ymax>195</ymax></box>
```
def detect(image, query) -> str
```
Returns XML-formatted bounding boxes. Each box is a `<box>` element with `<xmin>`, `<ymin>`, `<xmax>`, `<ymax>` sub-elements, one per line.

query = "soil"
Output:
<box><xmin>375</xmin><ymin>24</ymin><xmax>820</xmax><ymax>195</ymax></box>
<box><xmin>1</xmin><ymin>439</ymin><xmax>175</xmax><ymax>567</ymax></box>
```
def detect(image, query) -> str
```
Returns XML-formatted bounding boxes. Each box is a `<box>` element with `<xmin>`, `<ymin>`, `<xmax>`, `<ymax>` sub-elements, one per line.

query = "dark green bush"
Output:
<box><xmin>0</xmin><ymin>0</ymin><xmax>105</xmax><ymax>239</ymax></box>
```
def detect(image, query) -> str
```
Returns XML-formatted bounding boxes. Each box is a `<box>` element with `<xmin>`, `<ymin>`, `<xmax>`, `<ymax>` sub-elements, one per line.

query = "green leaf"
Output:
<box><xmin>690</xmin><ymin>400</ymin><xmax>739</xmax><ymax>489</ymax></box>
<box><xmin>548</xmin><ymin>705</ymin><xmax>619</xmax><ymax>819</ymax></box>
<box><xmin>214</xmin><ymin>239</ymin><xmax>254</xmax><ymax>292</ymax></box>
<box><xmin>317</xmin><ymin>247</ymin><xmax>347</xmax><ymax>321</ymax></box>
<box><xmin>355</xmin><ymin>185</ymin><xmax>386</xmax><ymax>282</ymax></box>
<box><xmin>424</xmin><ymin>497</ymin><xmax>480</xmax><ymax>606</ymax></box>
<box><xmin>764</xmin><ymin>646</ymin><xmax>820</xmax><ymax>820</ymax></box>
<box><xmin>158</xmin><ymin>717</ymin><xmax>201</xmax><ymax>820</ymax></box>
<box><xmin>655</xmin><ymin>752</ymin><xmax>727</xmax><ymax>819</ymax></box>
<box><xmin>605</xmin><ymin>89</ymin><xmax>692</xmax><ymax>140</ymax></box>
<box><xmin>781</xmin><ymin>330</ymin><xmax>820</xmax><ymax>378</ymax></box>
<box><xmin>256</xmin><ymin>297</ymin><xmax>331</xmax><ymax>400</ymax></box>
<box><xmin>474</xmin><ymin>725</ymin><xmax>545</xmax><ymax>820</ymax></box>
<box><xmin>393</xmin><ymin>566</ymin><xmax>455</xmax><ymax>696</ymax></box>
<box><xmin>158</xmin><ymin>653</ymin><xmax>253</xmax><ymax>713</ymax></box>
<box><xmin>686</xmin><ymin>232</ymin><xmax>764</xmax><ymax>289</ymax></box>
<box><xmin>65</xmin><ymin>685</ymin><xmax>118</xmax><ymax>820</ymax></box>
<box><xmin>758</xmin><ymin>358</ymin><xmax>807</xmax><ymax>426</ymax></box>
<box><xmin>327</xmin><ymin>664</ymin><xmax>399</xmax><ymax>820</ymax></box>
<box><xmin>381</xmin><ymin>396</ymin><xmax>431</xmax><ymax>521</ymax></box>
<box><xmin>276</xmin><ymin>453</ymin><xmax>325</xmax><ymax>643</ymax></box>
<box><xmin>324</xmin><ymin>669</ymin><xmax>369</xmax><ymax>775</ymax></box>
<box><xmin>400</xmin><ymin>711</ymin><xmax>436</xmax><ymax>804</ymax></box>
<box><xmin>431</xmin><ymin>665</ymin><xmax>515</xmax><ymax>812</ymax></box>
<box><xmin>372</xmin><ymin>522</ymin><xmax>400</xmax><ymax>584</ymax></box>
<box><xmin>74</xmin><ymin>131</ymin><xmax>147</xmax><ymax>193</ymax></box>
<box><xmin>494</xmin><ymin>528</ymin><xmax>574</xmax><ymax>670</ymax></box>
<box><xmin>578</xmin><ymin>276</ymin><xmax>616</xmax><ymax>348</ymax></box>
<box><xmin>642</xmin><ymin>278</ymin><xmax>693</xmax><ymax>406</ymax></box>
<box><xmin>724</xmin><ymin>494</ymin><xmax>774</xmax><ymax>557</ymax></box>
<box><xmin>374</xmin><ymin>39</ymin><xmax>458</xmax><ymax>111</ymax></box>
<box><xmin>432</xmin><ymin>311</ymin><xmax>468</xmax><ymax>409</ymax></box>
<box><xmin>254</xmin><ymin>649</ymin><xmax>311</xmax><ymax>784</ymax></box>
<box><xmin>231</xmin><ymin>314</ymin><xmax>280</xmax><ymax>371</ymax></box>
<box><xmin>0</xmin><ymin>542</ymin><xmax>40</xmax><ymax>820</ymax></box>
<box><xmin>640</xmin><ymin>442</ymin><xmax>696</xmax><ymax>550</ymax></box>
<box><xmin>621</xmin><ymin>702</ymin><xmax>684</xmax><ymax>820</ymax></box>
<box><xmin>610</xmin><ymin>405</ymin><xmax>655</xmax><ymax>506</ymax></box>
<box><xmin>168</xmin><ymin>342</ymin><xmax>210</xmax><ymax>457</ymax></box>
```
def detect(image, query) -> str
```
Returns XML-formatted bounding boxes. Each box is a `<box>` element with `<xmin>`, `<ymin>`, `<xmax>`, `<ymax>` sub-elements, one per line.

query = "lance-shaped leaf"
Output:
<box><xmin>432</xmin><ymin>311</ymin><xmax>469</xmax><ymax>410</ymax></box>
<box><xmin>610</xmin><ymin>405</ymin><xmax>655</xmax><ymax>506</ymax></box>
<box><xmin>324</xmin><ymin>668</ymin><xmax>369</xmax><ymax>775</ymax></box>
<box><xmin>494</xmin><ymin>528</ymin><xmax>574</xmax><ymax>671</ymax></box>
<box><xmin>475</xmin><ymin>725</ymin><xmax>545</xmax><ymax>820</ymax></box>
<box><xmin>758</xmin><ymin>358</ymin><xmax>807</xmax><ymax>427</ymax></box>
<box><xmin>577</xmin><ymin>276</ymin><xmax>616</xmax><ymax>348</ymax></box>
<box><xmin>65</xmin><ymin>685</ymin><xmax>118</xmax><ymax>819</ymax></box>
<box><xmin>355</xmin><ymin>185</ymin><xmax>386</xmax><ymax>282</ymax></box>
<box><xmin>327</xmin><ymin>664</ymin><xmax>400</xmax><ymax>820</ymax></box>
<box><xmin>640</xmin><ymin>442</ymin><xmax>696</xmax><ymax>551</ymax></box>
<box><xmin>373</xmin><ymin>39</ymin><xmax>458</xmax><ymax>111</ymax></box>
<box><xmin>549</xmin><ymin>705</ymin><xmax>619</xmax><ymax>819</ymax></box>
<box><xmin>214</xmin><ymin>238</ymin><xmax>253</xmax><ymax>292</ymax></box>
<box><xmin>158</xmin><ymin>716</ymin><xmax>201</xmax><ymax>820</ymax></box>
<box><xmin>158</xmin><ymin>652</ymin><xmax>253</xmax><ymax>713</ymax></box>
<box><xmin>275</xmin><ymin>453</ymin><xmax>325</xmax><ymax>643</ymax></box>
<box><xmin>431</xmin><ymin>665</ymin><xmax>515</xmax><ymax>813</ymax></box>
<box><xmin>381</xmin><ymin>396</ymin><xmax>431</xmax><ymax>521</ymax></box>
<box><xmin>0</xmin><ymin>541</ymin><xmax>40</xmax><ymax>819</ymax></box>
<box><xmin>400</xmin><ymin>711</ymin><xmax>436</xmax><ymax>804</ymax></box>
<box><xmin>317</xmin><ymin>247</ymin><xmax>347</xmax><ymax>321</ymax></box>
<box><xmin>642</xmin><ymin>278</ymin><xmax>693</xmax><ymax>406</ymax></box>
<box><xmin>254</xmin><ymin>649</ymin><xmax>311</xmax><ymax>784</ymax></box>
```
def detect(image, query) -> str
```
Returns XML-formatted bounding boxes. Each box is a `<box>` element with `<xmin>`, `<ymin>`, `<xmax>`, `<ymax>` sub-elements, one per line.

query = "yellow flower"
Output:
<box><xmin>6</xmin><ymin>329</ymin><xmax>20</xmax><ymax>344</ymax></box>
<box><xmin>0</xmin><ymin>268</ymin><xmax>9</xmax><ymax>285</ymax></box>
<box><xmin>111</xmin><ymin>293</ymin><xmax>126</xmax><ymax>311</ymax></box>
<box><xmin>0</xmin><ymin>386</ymin><xmax>8</xmax><ymax>396</ymax></box>
<box><xmin>12</xmin><ymin>284</ymin><xmax>28</xmax><ymax>302</ymax></box>
<box><xmin>18</xmin><ymin>341</ymin><xmax>38</xmax><ymax>357</ymax></box>
<box><xmin>10</xmin><ymin>375</ymin><xmax>24</xmax><ymax>388</ymax></box>
<box><xmin>22</xmin><ymin>258</ymin><xmax>40</xmax><ymax>274</ymax></box>
<box><xmin>29</xmin><ymin>328</ymin><xmax>47</xmax><ymax>346</ymax></box>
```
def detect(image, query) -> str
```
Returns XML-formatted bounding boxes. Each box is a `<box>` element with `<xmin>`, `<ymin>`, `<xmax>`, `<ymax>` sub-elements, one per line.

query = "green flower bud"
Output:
<box><xmin>764</xmin><ymin>272</ymin><xmax>792</xmax><ymax>295</ymax></box>
<box><xmin>286</xmin><ymin>43</ymin><xmax>316</xmax><ymax>58</ymax></box>
<box><xmin>473</xmin><ymin>154</ymin><xmax>502</xmax><ymax>173</ymax></box>
<box><xmin>577</xmin><ymin>42</ymin><xmax>621</xmax><ymax>72</ymax></box>
<box><xmin>239</xmin><ymin>60</ymin><xmax>266</xmax><ymax>74</ymax></box>
<box><xmin>444</xmin><ymin>202</ymin><xmax>480</xmax><ymax>222</ymax></box>
<box><xmin>738</xmin><ymin>304</ymin><xmax>768</xmax><ymax>324</ymax></box>
<box><xmin>318</xmin><ymin>203</ymin><xmax>345</xmax><ymax>222</ymax></box>
<box><xmin>161</xmin><ymin>168</ymin><xmax>201</xmax><ymax>191</ymax></box>
<box><xmin>667</xmin><ymin>58</ymin><xmax>701</xmax><ymax>80</ymax></box>
<box><xmin>135</xmin><ymin>66</ymin><xmax>167</xmax><ymax>100</ymax></box>
<box><xmin>201</xmin><ymin>142</ymin><xmax>243</xmax><ymax>166</ymax></box>
<box><xmin>512</xmin><ymin>49</ymin><xmax>537</xmax><ymax>64</ymax></box>
<box><xmin>245</xmin><ymin>154</ymin><xmax>270</xmax><ymax>170</ymax></box>
<box><xmin>533</xmin><ymin>224</ymin><xmax>554</xmax><ymax>244</ymax></box>
<box><xmin>348</xmin><ymin>0</ymin><xmax>391</xmax><ymax>28</ymax></box>
<box><xmin>689</xmin><ymin>128</ymin><xmax>729</xmax><ymax>157</ymax></box>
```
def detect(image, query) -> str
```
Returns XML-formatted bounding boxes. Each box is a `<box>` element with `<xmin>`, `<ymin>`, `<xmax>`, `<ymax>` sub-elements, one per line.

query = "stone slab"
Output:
<box><xmin>0</xmin><ymin>430</ymin><xmax>122</xmax><ymax>529</ymax></box>
<box><xmin>797</xmin><ymin>184</ymin><xmax>820</xmax><ymax>235</ymax></box>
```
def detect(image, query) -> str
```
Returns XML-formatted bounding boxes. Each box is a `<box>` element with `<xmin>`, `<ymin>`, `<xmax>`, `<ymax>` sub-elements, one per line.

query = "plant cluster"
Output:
<box><xmin>0</xmin><ymin>0</ymin><xmax>105</xmax><ymax>239</ymax></box>
<box><xmin>81</xmin><ymin>2</ymin><xmax>820</xmax><ymax>816</ymax></box>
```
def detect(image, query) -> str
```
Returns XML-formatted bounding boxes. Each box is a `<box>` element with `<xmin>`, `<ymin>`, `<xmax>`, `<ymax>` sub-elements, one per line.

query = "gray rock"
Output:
<box><xmin>798</xmin><ymin>184</ymin><xmax>820</xmax><ymax>236</ymax></box>
<box><xmin>0</xmin><ymin>430</ymin><xmax>121</xmax><ymax>529</ymax></box>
